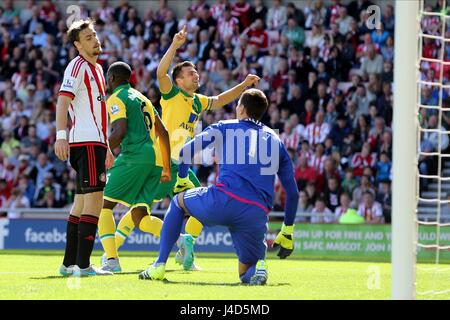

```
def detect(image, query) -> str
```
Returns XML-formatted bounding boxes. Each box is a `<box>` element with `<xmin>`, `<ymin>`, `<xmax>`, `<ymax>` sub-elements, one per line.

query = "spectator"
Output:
<box><xmin>311</xmin><ymin>196</ymin><xmax>334</xmax><ymax>223</ymax></box>
<box><xmin>295</xmin><ymin>155</ymin><xmax>318</xmax><ymax>190</ymax></box>
<box><xmin>360</xmin><ymin>44</ymin><xmax>383</xmax><ymax>80</ymax></box>
<box><xmin>232</xmin><ymin>0</ymin><xmax>252</xmax><ymax>30</ymax></box>
<box><xmin>244</xmin><ymin>18</ymin><xmax>269</xmax><ymax>52</ymax></box>
<box><xmin>324</xmin><ymin>176</ymin><xmax>342</xmax><ymax>212</ymax></box>
<box><xmin>1</xmin><ymin>131</ymin><xmax>20</xmax><ymax>157</ymax></box>
<box><xmin>266</xmin><ymin>0</ymin><xmax>288</xmax><ymax>32</ymax></box>
<box><xmin>283</xmin><ymin>17</ymin><xmax>305</xmax><ymax>50</ymax></box>
<box><xmin>6</xmin><ymin>187</ymin><xmax>30</xmax><ymax>214</ymax></box>
<box><xmin>357</xmin><ymin>191</ymin><xmax>383</xmax><ymax>224</ymax></box>
<box><xmin>351</xmin><ymin>142</ymin><xmax>377</xmax><ymax>177</ymax></box>
<box><xmin>376</xmin><ymin>152</ymin><xmax>391</xmax><ymax>184</ymax></box>
<box><xmin>335</xmin><ymin>192</ymin><xmax>352</xmax><ymax>220</ymax></box>
<box><xmin>29</xmin><ymin>152</ymin><xmax>54</xmax><ymax>189</ymax></box>
<box><xmin>305</xmin><ymin>110</ymin><xmax>330</xmax><ymax>147</ymax></box>
<box><xmin>34</xmin><ymin>173</ymin><xmax>59</xmax><ymax>208</ymax></box>
<box><xmin>376</xmin><ymin>179</ymin><xmax>392</xmax><ymax>223</ymax></box>
<box><xmin>336</xmin><ymin>6</ymin><xmax>353</xmax><ymax>36</ymax></box>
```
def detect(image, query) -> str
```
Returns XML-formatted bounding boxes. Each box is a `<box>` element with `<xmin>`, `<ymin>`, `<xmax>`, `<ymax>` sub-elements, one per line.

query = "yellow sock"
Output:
<box><xmin>115</xmin><ymin>210</ymin><xmax>135</xmax><ymax>250</ymax></box>
<box><xmin>98</xmin><ymin>208</ymin><xmax>117</xmax><ymax>259</ymax></box>
<box><xmin>185</xmin><ymin>217</ymin><xmax>203</xmax><ymax>238</ymax></box>
<box><xmin>139</xmin><ymin>215</ymin><xmax>163</xmax><ymax>237</ymax></box>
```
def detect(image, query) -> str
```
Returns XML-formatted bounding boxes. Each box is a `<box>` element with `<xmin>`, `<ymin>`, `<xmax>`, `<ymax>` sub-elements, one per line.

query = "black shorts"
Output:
<box><xmin>69</xmin><ymin>143</ymin><xmax>107</xmax><ymax>194</ymax></box>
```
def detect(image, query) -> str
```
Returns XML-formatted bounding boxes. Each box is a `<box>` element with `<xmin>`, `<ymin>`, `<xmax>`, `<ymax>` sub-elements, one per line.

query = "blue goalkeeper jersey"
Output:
<box><xmin>179</xmin><ymin>119</ymin><xmax>299</xmax><ymax>225</ymax></box>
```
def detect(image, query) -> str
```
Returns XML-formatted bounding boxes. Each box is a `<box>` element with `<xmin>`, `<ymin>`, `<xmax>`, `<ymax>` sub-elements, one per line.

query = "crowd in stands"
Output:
<box><xmin>0</xmin><ymin>0</ymin><xmax>449</xmax><ymax>223</ymax></box>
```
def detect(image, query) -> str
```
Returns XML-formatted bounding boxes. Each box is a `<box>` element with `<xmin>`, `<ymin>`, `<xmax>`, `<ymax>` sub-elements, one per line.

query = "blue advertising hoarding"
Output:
<box><xmin>0</xmin><ymin>218</ymin><xmax>236</xmax><ymax>252</ymax></box>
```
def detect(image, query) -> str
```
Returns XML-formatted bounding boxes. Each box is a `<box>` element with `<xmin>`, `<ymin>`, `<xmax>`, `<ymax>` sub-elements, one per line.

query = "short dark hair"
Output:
<box><xmin>172</xmin><ymin>61</ymin><xmax>196</xmax><ymax>82</ymax></box>
<box><xmin>67</xmin><ymin>18</ymin><xmax>95</xmax><ymax>46</ymax></box>
<box><xmin>239</xmin><ymin>89</ymin><xmax>268</xmax><ymax>121</ymax></box>
<box><xmin>107</xmin><ymin>61</ymin><xmax>132</xmax><ymax>83</ymax></box>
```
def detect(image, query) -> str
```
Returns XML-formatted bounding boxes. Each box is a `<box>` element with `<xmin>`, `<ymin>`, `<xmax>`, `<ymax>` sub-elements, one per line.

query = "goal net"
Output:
<box><xmin>416</xmin><ymin>0</ymin><xmax>450</xmax><ymax>299</ymax></box>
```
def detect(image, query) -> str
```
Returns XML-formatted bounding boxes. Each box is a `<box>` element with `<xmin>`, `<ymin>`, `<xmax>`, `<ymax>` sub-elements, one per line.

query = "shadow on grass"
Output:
<box><xmin>29</xmin><ymin>270</ymin><xmax>182</xmax><ymax>280</ymax></box>
<box><xmin>158</xmin><ymin>279</ymin><xmax>291</xmax><ymax>287</ymax></box>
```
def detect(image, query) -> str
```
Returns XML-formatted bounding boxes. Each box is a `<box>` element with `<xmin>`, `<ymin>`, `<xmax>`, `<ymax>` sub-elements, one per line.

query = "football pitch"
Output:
<box><xmin>0</xmin><ymin>250</ymin><xmax>448</xmax><ymax>300</ymax></box>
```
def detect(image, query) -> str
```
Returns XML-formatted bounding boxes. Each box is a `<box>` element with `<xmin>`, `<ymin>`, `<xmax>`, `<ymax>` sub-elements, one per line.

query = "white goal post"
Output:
<box><xmin>392</xmin><ymin>0</ymin><xmax>420</xmax><ymax>300</ymax></box>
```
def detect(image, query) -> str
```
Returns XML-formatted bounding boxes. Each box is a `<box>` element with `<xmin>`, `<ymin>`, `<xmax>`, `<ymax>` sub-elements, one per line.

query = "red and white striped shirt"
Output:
<box><xmin>305</xmin><ymin>122</ymin><xmax>330</xmax><ymax>146</ymax></box>
<box><xmin>59</xmin><ymin>55</ymin><xmax>107</xmax><ymax>146</ymax></box>
<box><xmin>280</xmin><ymin>130</ymin><xmax>301</xmax><ymax>150</ymax></box>
<box><xmin>309</xmin><ymin>154</ymin><xmax>327</xmax><ymax>174</ymax></box>
<box><xmin>351</xmin><ymin>152</ymin><xmax>377</xmax><ymax>176</ymax></box>
<box><xmin>217</xmin><ymin>17</ymin><xmax>240</xmax><ymax>41</ymax></box>
<box><xmin>357</xmin><ymin>202</ymin><xmax>383</xmax><ymax>221</ymax></box>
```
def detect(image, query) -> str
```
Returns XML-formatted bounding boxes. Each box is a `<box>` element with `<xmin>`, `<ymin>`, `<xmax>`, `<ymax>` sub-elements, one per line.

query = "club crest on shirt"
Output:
<box><xmin>110</xmin><ymin>104</ymin><xmax>120</xmax><ymax>115</ymax></box>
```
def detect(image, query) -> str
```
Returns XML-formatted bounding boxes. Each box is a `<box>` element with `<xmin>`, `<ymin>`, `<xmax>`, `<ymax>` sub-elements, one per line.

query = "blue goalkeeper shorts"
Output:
<box><xmin>182</xmin><ymin>186</ymin><xmax>268</xmax><ymax>265</ymax></box>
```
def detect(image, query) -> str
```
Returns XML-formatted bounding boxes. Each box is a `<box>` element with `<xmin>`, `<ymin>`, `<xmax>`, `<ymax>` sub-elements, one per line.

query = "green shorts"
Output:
<box><xmin>154</xmin><ymin>162</ymin><xmax>201</xmax><ymax>201</ymax></box>
<box><xmin>104</xmin><ymin>161</ymin><xmax>162</xmax><ymax>213</ymax></box>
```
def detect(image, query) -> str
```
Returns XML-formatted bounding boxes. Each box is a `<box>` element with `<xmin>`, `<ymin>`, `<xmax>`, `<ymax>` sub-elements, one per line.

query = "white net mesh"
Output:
<box><xmin>417</xmin><ymin>0</ymin><xmax>450</xmax><ymax>298</ymax></box>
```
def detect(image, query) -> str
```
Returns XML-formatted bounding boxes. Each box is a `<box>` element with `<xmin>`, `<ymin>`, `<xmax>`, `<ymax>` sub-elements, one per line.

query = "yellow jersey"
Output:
<box><xmin>160</xmin><ymin>84</ymin><xmax>212</xmax><ymax>161</ymax></box>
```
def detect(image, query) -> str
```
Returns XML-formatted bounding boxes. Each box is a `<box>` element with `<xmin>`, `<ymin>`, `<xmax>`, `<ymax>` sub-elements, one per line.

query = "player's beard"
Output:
<box><xmin>92</xmin><ymin>44</ymin><xmax>102</xmax><ymax>56</ymax></box>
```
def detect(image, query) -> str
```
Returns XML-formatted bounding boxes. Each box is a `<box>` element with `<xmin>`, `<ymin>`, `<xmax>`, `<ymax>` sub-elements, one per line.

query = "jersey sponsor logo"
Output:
<box><xmin>179</xmin><ymin>122</ymin><xmax>195</xmax><ymax>133</ymax></box>
<box><xmin>110</xmin><ymin>104</ymin><xmax>120</xmax><ymax>115</ymax></box>
<box><xmin>97</xmin><ymin>95</ymin><xmax>106</xmax><ymax>102</ymax></box>
<box><xmin>62</xmin><ymin>77</ymin><xmax>75</xmax><ymax>89</ymax></box>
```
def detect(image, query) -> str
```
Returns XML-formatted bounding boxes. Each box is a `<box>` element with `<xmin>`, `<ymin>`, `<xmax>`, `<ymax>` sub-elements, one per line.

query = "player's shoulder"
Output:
<box><xmin>64</xmin><ymin>56</ymin><xmax>86</xmax><ymax>76</ymax></box>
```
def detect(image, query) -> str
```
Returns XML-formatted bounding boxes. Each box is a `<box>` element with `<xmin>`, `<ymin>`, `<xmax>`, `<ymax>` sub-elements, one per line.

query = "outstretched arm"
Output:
<box><xmin>210</xmin><ymin>74</ymin><xmax>261</xmax><ymax>110</ymax></box>
<box><xmin>157</xmin><ymin>25</ymin><xmax>187</xmax><ymax>94</ymax></box>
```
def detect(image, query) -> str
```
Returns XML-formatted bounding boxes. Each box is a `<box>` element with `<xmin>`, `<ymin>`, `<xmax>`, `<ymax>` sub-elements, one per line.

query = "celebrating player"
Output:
<box><xmin>97</xmin><ymin>62</ymin><xmax>172</xmax><ymax>273</ymax></box>
<box><xmin>56</xmin><ymin>19</ymin><xmax>114</xmax><ymax>276</ymax></box>
<box><xmin>112</xmin><ymin>25</ymin><xmax>260</xmax><ymax>271</ymax></box>
<box><xmin>139</xmin><ymin>89</ymin><xmax>299</xmax><ymax>285</ymax></box>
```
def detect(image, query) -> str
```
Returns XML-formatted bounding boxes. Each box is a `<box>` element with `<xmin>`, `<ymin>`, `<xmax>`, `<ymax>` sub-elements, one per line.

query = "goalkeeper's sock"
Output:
<box><xmin>115</xmin><ymin>210</ymin><xmax>134</xmax><ymax>249</ymax></box>
<box><xmin>156</xmin><ymin>197</ymin><xmax>185</xmax><ymax>264</ymax></box>
<box><xmin>62</xmin><ymin>215</ymin><xmax>79</xmax><ymax>267</ymax></box>
<box><xmin>98</xmin><ymin>208</ymin><xmax>117</xmax><ymax>259</ymax></box>
<box><xmin>239</xmin><ymin>265</ymin><xmax>256</xmax><ymax>284</ymax></box>
<box><xmin>139</xmin><ymin>215</ymin><xmax>163</xmax><ymax>237</ymax></box>
<box><xmin>185</xmin><ymin>216</ymin><xmax>203</xmax><ymax>238</ymax></box>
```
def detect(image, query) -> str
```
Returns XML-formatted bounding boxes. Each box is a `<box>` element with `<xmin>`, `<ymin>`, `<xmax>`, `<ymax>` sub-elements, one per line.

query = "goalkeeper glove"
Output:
<box><xmin>272</xmin><ymin>224</ymin><xmax>294</xmax><ymax>259</ymax></box>
<box><xmin>173</xmin><ymin>174</ymin><xmax>195</xmax><ymax>194</ymax></box>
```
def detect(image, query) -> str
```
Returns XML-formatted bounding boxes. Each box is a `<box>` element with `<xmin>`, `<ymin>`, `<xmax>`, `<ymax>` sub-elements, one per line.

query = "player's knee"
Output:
<box><xmin>175</xmin><ymin>193</ymin><xmax>189</xmax><ymax>216</ymax></box>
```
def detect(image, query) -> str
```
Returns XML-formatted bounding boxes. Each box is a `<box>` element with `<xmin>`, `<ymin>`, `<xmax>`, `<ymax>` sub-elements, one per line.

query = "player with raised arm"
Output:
<box><xmin>97</xmin><ymin>62</ymin><xmax>171</xmax><ymax>273</ymax></box>
<box><xmin>55</xmin><ymin>19</ymin><xmax>114</xmax><ymax>276</ymax></box>
<box><xmin>112</xmin><ymin>25</ymin><xmax>260</xmax><ymax>271</ymax></box>
<box><xmin>139</xmin><ymin>89</ymin><xmax>299</xmax><ymax>285</ymax></box>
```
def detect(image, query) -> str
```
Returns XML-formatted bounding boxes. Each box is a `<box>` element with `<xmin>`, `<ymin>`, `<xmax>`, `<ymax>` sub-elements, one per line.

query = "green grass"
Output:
<box><xmin>0</xmin><ymin>250</ymin><xmax>448</xmax><ymax>300</ymax></box>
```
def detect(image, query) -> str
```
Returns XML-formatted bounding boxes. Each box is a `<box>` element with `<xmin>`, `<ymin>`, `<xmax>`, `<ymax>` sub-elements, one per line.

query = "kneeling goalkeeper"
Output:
<box><xmin>139</xmin><ymin>88</ymin><xmax>299</xmax><ymax>284</ymax></box>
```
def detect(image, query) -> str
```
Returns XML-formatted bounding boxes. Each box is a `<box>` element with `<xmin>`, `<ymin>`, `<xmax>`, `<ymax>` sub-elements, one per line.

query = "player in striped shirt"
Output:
<box><xmin>55</xmin><ymin>19</ymin><xmax>114</xmax><ymax>277</ymax></box>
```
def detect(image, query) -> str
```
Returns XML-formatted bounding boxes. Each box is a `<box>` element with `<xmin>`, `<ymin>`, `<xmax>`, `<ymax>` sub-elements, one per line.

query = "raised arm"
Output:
<box><xmin>210</xmin><ymin>74</ymin><xmax>260</xmax><ymax>110</ymax></box>
<box><xmin>157</xmin><ymin>25</ymin><xmax>187</xmax><ymax>94</ymax></box>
